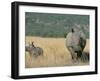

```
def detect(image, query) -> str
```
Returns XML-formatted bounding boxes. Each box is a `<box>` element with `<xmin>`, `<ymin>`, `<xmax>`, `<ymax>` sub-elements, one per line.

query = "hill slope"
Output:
<box><xmin>25</xmin><ymin>12</ymin><xmax>89</xmax><ymax>38</ymax></box>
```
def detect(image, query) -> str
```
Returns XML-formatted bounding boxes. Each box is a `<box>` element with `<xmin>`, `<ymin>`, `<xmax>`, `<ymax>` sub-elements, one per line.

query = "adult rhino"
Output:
<box><xmin>66</xmin><ymin>25</ymin><xmax>86</xmax><ymax>62</ymax></box>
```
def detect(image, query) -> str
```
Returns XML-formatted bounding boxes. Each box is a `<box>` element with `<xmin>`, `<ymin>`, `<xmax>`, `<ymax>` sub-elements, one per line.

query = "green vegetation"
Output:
<box><xmin>25</xmin><ymin>12</ymin><xmax>89</xmax><ymax>38</ymax></box>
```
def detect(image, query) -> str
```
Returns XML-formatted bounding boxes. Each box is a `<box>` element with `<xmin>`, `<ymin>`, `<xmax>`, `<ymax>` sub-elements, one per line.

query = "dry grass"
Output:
<box><xmin>25</xmin><ymin>36</ymin><xmax>89</xmax><ymax>68</ymax></box>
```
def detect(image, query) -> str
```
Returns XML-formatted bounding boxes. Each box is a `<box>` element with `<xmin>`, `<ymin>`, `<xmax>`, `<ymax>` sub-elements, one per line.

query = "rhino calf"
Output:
<box><xmin>25</xmin><ymin>42</ymin><xmax>43</xmax><ymax>57</ymax></box>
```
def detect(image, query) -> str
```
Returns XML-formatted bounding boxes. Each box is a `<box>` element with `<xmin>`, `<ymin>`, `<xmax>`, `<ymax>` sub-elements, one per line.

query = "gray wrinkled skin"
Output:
<box><xmin>66</xmin><ymin>25</ymin><xmax>86</xmax><ymax>62</ymax></box>
<box><xmin>25</xmin><ymin>43</ymin><xmax>43</xmax><ymax>57</ymax></box>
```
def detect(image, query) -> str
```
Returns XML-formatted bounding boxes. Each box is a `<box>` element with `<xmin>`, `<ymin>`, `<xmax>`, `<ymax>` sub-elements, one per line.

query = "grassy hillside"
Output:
<box><xmin>25</xmin><ymin>12</ymin><xmax>89</xmax><ymax>38</ymax></box>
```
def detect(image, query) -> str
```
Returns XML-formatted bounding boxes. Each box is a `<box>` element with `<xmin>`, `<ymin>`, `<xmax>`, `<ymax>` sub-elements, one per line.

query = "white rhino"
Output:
<box><xmin>66</xmin><ymin>25</ymin><xmax>86</xmax><ymax>62</ymax></box>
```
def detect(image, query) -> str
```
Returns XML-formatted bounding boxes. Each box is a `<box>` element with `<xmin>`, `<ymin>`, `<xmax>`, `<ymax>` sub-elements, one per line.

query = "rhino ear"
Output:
<box><xmin>72</xmin><ymin>28</ymin><xmax>74</xmax><ymax>33</ymax></box>
<box><xmin>32</xmin><ymin>41</ymin><xmax>34</xmax><ymax>45</ymax></box>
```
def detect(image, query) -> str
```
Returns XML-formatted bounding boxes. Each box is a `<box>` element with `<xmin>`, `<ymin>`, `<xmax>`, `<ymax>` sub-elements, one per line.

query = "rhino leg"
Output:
<box><xmin>77</xmin><ymin>51</ymin><xmax>82</xmax><ymax>59</ymax></box>
<box><xmin>68</xmin><ymin>47</ymin><xmax>77</xmax><ymax>61</ymax></box>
